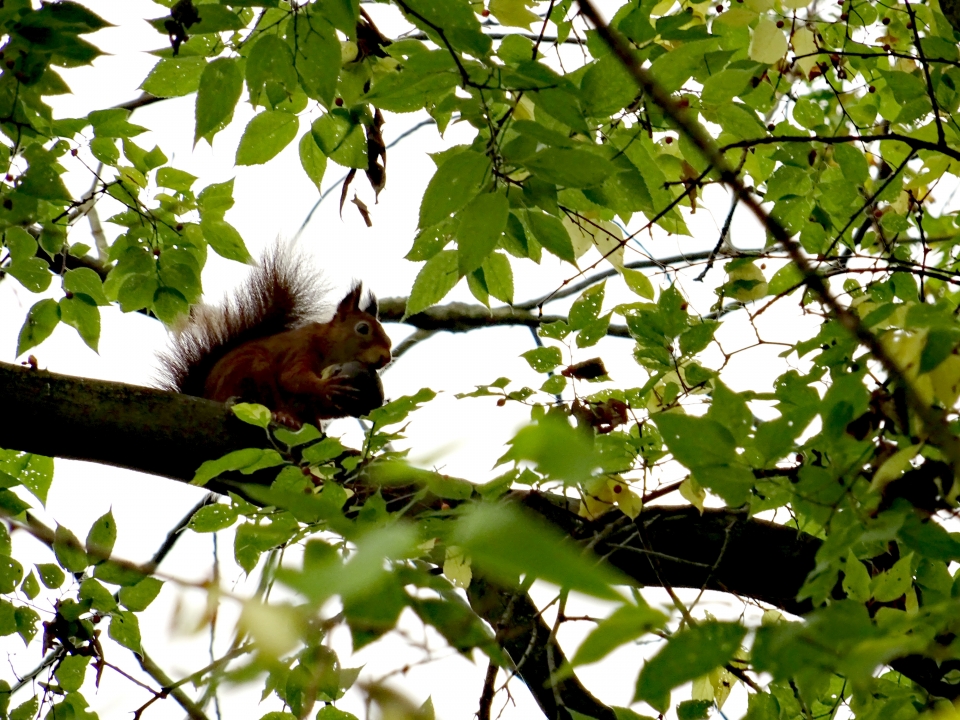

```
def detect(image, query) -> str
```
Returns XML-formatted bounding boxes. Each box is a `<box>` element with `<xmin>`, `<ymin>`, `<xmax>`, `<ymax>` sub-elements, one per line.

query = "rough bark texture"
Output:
<box><xmin>2</xmin><ymin>359</ymin><xmax>958</xmax><ymax>710</ymax></box>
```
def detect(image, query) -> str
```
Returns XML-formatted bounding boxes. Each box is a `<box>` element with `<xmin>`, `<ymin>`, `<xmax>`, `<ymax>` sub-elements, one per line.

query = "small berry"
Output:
<box><xmin>760</xmin><ymin>263</ymin><xmax>767</xmax><ymax>270</ymax></box>
<box><xmin>334</xmin><ymin>97</ymin><xmax>343</xmax><ymax>106</ymax></box>
<box><xmin>678</xmin><ymin>97</ymin><xmax>690</xmax><ymax>108</ymax></box>
<box><xmin>905</xmin><ymin>21</ymin><xmax>913</xmax><ymax>29</ymax></box>
<box><xmin>869</xmin><ymin>85</ymin><xmax>876</xmax><ymax>93</ymax></box>
<box><xmin>882</xmin><ymin>43</ymin><xmax>891</xmax><ymax>50</ymax></box>
<box><xmin>613</xmin><ymin>484</ymin><xmax>622</xmax><ymax>494</ymax></box>
<box><xmin>481</xmin><ymin>8</ymin><xmax>489</xmax><ymax>16</ymax></box>
<box><xmin>680</xmin><ymin>302</ymin><xmax>689</xmax><ymax>311</ymax></box>
<box><xmin>4</xmin><ymin>174</ymin><xmax>11</xmax><ymax>182</ymax></box>
<box><xmin>2</xmin><ymin>198</ymin><xmax>11</xmax><ymax>209</ymax></box>
<box><xmin>840</xmin><ymin>12</ymin><xmax>848</xmax><ymax>20</ymax></box>
<box><xmin>175</xmin><ymin>223</ymin><xmax>183</xmax><ymax>231</ymax></box>
<box><xmin>767</xmin><ymin>123</ymin><xmax>776</xmax><ymax>130</ymax></box>
<box><xmin>882</xmin><ymin>16</ymin><xmax>891</xmax><ymax>24</ymax></box>
<box><xmin>70</xmin><ymin>148</ymin><xmax>78</xmax><ymax>156</ymax></box>
<box><xmin>153</xmin><ymin>248</ymin><xmax>161</xmax><ymax>257</ymax></box>
<box><xmin>716</xmin><ymin>3</ymin><xmax>723</xmax><ymax>10</ymax></box>
<box><xmin>64</xmin><ymin>291</ymin><xmax>73</xmax><ymax>299</ymax></box>
<box><xmin>496</xmin><ymin>397</ymin><xmax>506</xmax><ymax>406</ymax></box>
<box><xmin>777</xmin><ymin>20</ymin><xmax>784</xmax><ymax>27</ymax></box>
<box><xmin>665</xmin><ymin>136</ymin><xmax>673</xmax><ymax>144</ymax></box>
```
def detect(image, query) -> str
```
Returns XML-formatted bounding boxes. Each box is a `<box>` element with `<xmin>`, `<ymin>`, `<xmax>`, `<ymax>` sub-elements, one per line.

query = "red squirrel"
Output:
<box><xmin>158</xmin><ymin>246</ymin><xmax>392</xmax><ymax>427</ymax></box>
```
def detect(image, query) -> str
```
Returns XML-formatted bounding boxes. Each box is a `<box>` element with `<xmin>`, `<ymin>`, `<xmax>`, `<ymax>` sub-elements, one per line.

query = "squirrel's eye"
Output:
<box><xmin>355</xmin><ymin>321</ymin><xmax>371</xmax><ymax>336</ymax></box>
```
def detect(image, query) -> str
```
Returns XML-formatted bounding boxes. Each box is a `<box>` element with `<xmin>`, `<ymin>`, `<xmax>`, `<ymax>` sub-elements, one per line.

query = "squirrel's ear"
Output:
<box><xmin>336</xmin><ymin>283</ymin><xmax>364</xmax><ymax>318</ymax></box>
<box><xmin>361</xmin><ymin>292</ymin><xmax>379</xmax><ymax>318</ymax></box>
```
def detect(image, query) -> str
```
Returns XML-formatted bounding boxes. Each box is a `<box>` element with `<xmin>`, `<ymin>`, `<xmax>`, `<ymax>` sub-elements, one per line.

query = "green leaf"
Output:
<box><xmin>54</xmin><ymin>655</ymin><xmax>89</xmax><ymax>693</ymax></box>
<box><xmin>453</xmin><ymin>503</ymin><xmax>625</xmax><ymax>599</ymax></box>
<box><xmin>299</xmin><ymin>132</ymin><xmax>327</xmax><ymax>192</ymax></box>
<box><xmin>525</xmin><ymin>148</ymin><xmax>616</xmax><ymax>188</ymax></box>
<box><xmin>570</xmin><ymin>282</ymin><xmax>605</xmax><ymax>330</ymax></box>
<box><xmin>623</xmin><ymin>268</ymin><xmax>654</xmax><ymax>299</ymax></box>
<box><xmin>366</xmin><ymin>388</ymin><xmax>436</xmax><ymax>426</ymax></box>
<box><xmin>567</xmin><ymin>602</ymin><xmax>667</xmax><ymax>670</ymax></box>
<box><xmin>0</xmin><ymin>599</ymin><xmax>14</xmax><ymax>636</ymax></box>
<box><xmin>63</xmin><ymin>267</ymin><xmax>108</xmax><ymax>305</ymax></box>
<box><xmin>53</xmin><ymin>525</ymin><xmax>88</xmax><ymax>573</ymax></box>
<box><xmin>842</xmin><ymin>551</ymin><xmax>871</xmax><ymax>602</ymax></box>
<box><xmin>245</xmin><ymin>34</ymin><xmax>297</xmax><ymax>105</ymax></box>
<box><xmin>522</xmin><ymin>346</ymin><xmax>563</xmax><ymax>372</ymax></box>
<box><xmin>119</xmin><ymin>577</ymin><xmax>163</xmax><ymax>611</ymax></box>
<box><xmin>419</xmin><ymin>151</ymin><xmax>491</xmax><ymax>228</ymax></box>
<box><xmin>481</xmin><ymin>252</ymin><xmax>514</xmax><ymax>305</ymax></box>
<box><xmin>109</xmin><ymin>610</ymin><xmax>142</xmax><ymax>653</ymax></box>
<box><xmin>502</xmin><ymin>413</ymin><xmax>600</xmax><ymax>482</ymax></box>
<box><xmin>79</xmin><ymin>577</ymin><xmax>118</xmax><ymax>611</ymax></box>
<box><xmin>17</xmin><ymin>298</ymin><xmax>60</xmax><ymax>356</ymax></box>
<box><xmin>232</xmin><ymin>402</ymin><xmax>272</xmax><ymax>428</ymax></box>
<box><xmin>141</xmin><ymin>57</ymin><xmax>206</xmax><ymax>98</ymax></box>
<box><xmin>6</xmin><ymin>257</ymin><xmax>51</xmax><ymax>293</ymax></box>
<box><xmin>634</xmin><ymin>622</ymin><xmax>746</xmax><ymax>712</ymax></box>
<box><xmin>195</xmin><ymin>58</ymin><xmax>243</xmax><ymax>144</ymax></box>
<box><xmin>0</xmin><ymin>556</ymin><xmax>23</xmax><ymax>593</ymax></box>
<box><xmin>291</xmin><ymin>10</ymin><xmax>340</xmax><ymax>105</ymax></box>
<box><xmin>767</xmin><ymin>263</ymin><xmax>804</xmax><ymax>296</ymax></box>
<box><xmin>189</xmin><ymin>503</ymin><xmax>239</xmax><ymax>532</ymax></box>
<box><xmin>200</xmin><ymin>218</ymin><xmax>253</xmax><ymax>263</ymax></box>
<box><xmin>702</xmin><ymin>69</ymin><xmax>754</xmax><ymax>106</ymax></box>
<box><xmin>525</xmin><ymin>210</ymin><xmax>575</xmax><ymax>263</ymax></box>
<box><xmin>59</xmin><ymin>295</ymin><xmax>100</xmax><ymax>352</ymax></box>
<box><xmin>457</xmin><ymin>192</ymin><xmax>509</xmax><ymax>275</ymax></box>
<box><xmin>405</xmin><ymin>249</ymin><xmax>459</xmax><ymax>318</ymax></box>
<box><xmin>236</xmin><ymin>111</ymin><xmax>299</xmax><ymax>165</ymax></box>
<box><xmin>311</xmin><ymin>110</ymin><xmax>367</xmax><ymax>169</ymax></box>
<box><xmin>85</xmin><ymin>510</ymin><xmax>116</xmax><ymax>561</ymax></box>
<box><xmin>653</xmin><ymin>413</ymin><xmax>737</xmax><ymax>467</ymax></box>
<box><xmin>315</xmin><ymin>706</ymin><xmax>359</xmax><ymax>720</ymax></box>
<box><xmin>192</xmin><ymin>448</ymin><xmax>286</xmax><ymax>486</ymax></box>
<box><xmin>156</xmin><ymin>167</ymin><xmax>197</xmax><ymax>192</ymax></box>
<box><xmin>36</xmin><ymin>563</ymin><xmax>65</xmax><ymax>589</ymax></box>
<box><xmin>15</xmin><ymin>606</ymin><xmax>39</xmax><ymax>644</ymax></box>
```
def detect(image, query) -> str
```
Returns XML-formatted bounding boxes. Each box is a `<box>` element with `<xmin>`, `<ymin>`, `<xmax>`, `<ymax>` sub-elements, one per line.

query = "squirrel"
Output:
<box><xmin>157</xmin><ymin>245</ymin><xmax>392</xmax><ymax>427</ymax></box>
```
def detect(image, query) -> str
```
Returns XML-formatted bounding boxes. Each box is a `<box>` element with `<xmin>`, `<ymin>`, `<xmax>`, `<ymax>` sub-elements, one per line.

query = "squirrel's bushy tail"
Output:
<box><xmin>157</xmin><ymin>243</ymin><xmax>328</xmax><ymax>397</ymax></box>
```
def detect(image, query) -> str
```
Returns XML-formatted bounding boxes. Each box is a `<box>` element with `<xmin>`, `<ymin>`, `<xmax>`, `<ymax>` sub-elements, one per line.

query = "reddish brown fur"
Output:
<box><xmin>158</xmin><ymin>247</ymin><xmax>392</xmax><ymax>425</ymax></box>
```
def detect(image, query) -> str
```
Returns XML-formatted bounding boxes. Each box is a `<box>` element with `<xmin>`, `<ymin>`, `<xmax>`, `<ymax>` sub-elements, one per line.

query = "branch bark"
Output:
<box><xmin>2</xmin><ymin>360</ymin><xmax>957</xmax><ymax>703</ymax></box>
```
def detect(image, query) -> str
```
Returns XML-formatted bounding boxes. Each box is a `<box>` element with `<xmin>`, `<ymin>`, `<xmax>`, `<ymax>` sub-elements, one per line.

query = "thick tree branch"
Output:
<box><xmin>2</xmin><ymin>361</ymin><xmax>957</xmax><ymax>701</ymax></box>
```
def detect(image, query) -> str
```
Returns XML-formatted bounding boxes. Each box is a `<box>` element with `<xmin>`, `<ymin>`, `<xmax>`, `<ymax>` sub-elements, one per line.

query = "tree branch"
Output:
<box><xmin>2</xmin><ymin>361</ymin><xmax>958</xmax><ymax>700</ymax></box>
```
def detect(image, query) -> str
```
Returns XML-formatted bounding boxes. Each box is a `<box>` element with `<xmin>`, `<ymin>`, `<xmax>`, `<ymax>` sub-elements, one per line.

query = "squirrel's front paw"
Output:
<box><xmin>272</xmin><ymin>410</ymin><xmax>303</xmax><ymax>429</ymax></box>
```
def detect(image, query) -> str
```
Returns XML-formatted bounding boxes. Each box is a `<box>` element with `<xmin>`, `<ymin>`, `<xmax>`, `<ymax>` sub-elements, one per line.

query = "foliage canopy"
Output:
<box><xmin>4</xmin><ymin>0</ymin><xmax>960</xmax><ymax>718</ymax></box>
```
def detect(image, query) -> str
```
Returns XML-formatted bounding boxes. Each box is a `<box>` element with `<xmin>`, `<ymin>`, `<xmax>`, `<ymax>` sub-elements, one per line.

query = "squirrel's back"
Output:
<box><xmin>157</xmin><ymin>244</ymin><xmax>328</xmax><ymax>397</ymax></box>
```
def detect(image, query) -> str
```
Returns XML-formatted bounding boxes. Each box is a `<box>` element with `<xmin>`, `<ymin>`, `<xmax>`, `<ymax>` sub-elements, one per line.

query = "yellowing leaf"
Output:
<box><xmin>930</xmin><ymin>354</ymin><xmax>960</xmax><ymax>407</ymax></box>
<box><xmin>514</xmin><ymin>95</ymin><xmax>536</xmax><ymax>121</ymax></box>
<box><xmin>726</xmin><ymin>263</ymin><xmax>768</xmax><ymax>301</ymax></box>
<box><xmin>239</xmin><ymin>601</ymin><xmax>302</xmax><ymax>658</ymax></box>
<box><xmin>871</xmin><ymin>444</ymin><xmax>921</xmax><ymax>492</ymax></box>
<box><xmin>792</xmin><ymin>27</ymin><xmax>818</xmax><ymax>77</ymax></box>
<box><xmin>749</xmin><ymin>19</ymin><xmax>788</xmax><ymax>64</ymax></box>
<box><xmin>489</xmin><ymin>0</ymin><xmax>539</xmax><ymax>29</ymax></box>
<box><xmin>443</xmin><ymin>545</ymin><xmax>472</xmax><ymax>589</ymax></box>
<box><xmin>614</xmin><ymin>482</ymin><xmax>643</xmax><ymax>519</ymax></box>
<box><xmin>679</xmin><ymin>476</ymin><xmax>705</xmax><ymax>512</ymax></box>
<box><xmin>564</xmin><ymin>214</ymin><xmax>624</xmax><ymax>268</ymax></box>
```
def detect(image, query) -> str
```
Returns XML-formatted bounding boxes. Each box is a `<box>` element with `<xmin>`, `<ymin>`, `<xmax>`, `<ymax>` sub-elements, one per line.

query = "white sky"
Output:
<box><xmin>0</xmin><ymin>1</ymin><xmax>825</xmax><ymax>718</ymax></box>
